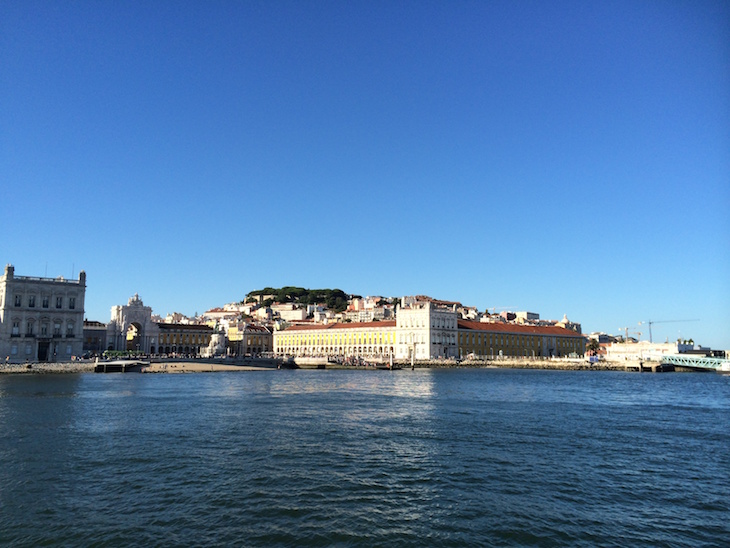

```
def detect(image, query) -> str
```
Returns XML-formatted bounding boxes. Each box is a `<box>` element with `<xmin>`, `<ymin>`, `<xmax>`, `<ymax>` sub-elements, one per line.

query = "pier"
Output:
<box><xmin>660</xmin><ymin>355</ymin><xmax>730</xmax><ymax>372</ymax></box>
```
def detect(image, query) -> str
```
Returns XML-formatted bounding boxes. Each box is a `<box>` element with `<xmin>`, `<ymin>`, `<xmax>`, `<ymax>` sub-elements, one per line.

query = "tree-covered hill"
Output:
<box><xmin>245</xmin><ymin>287</ymin><xmax>355</xmax><ymax>312</ymax></box>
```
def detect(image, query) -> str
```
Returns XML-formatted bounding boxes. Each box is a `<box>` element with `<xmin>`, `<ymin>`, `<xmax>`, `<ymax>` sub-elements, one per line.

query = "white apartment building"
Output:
<box><xmin>0</xmin><ymin>265</ymin><xmax>86</xmax><ymax>362</ymax></box>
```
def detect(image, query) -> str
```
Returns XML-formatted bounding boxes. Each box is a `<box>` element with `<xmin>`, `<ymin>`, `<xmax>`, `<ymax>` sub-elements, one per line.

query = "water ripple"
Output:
<box><xmin>0</xmin><ymin>369</ymin><xmax>728</xmax><ymax>546</ymax></box>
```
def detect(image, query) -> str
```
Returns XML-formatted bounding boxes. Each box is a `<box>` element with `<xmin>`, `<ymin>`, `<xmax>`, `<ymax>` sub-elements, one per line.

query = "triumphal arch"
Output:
<box><xmin>106</xmin><ymin>294</ymin><xmax>160</xmax><ymax>353</ymax></box>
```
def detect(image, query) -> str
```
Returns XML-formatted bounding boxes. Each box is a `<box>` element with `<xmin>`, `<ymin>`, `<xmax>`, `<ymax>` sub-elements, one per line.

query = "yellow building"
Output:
<box><xmin>275</xmin><ymin>320</ymin><xmax>397</xmax><ymax>358</ymax></box>
<box><xmin>228</xmin><ymin>324</ymin><xmax>273</xmax><ymax>356</ymax></box>
<box><xmin>273</xmin><ymin>300</ymin><xmax>585</xmax><ymax>361</ymax></box>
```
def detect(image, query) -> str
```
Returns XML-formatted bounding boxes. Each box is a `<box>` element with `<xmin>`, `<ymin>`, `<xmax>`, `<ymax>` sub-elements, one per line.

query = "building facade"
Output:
<box><xmin>106</xmin><ymin>294</ymin><xmax>160</xmax><ymax>353</ymax></box>
<box><xmin>275</xmin><ymin>320</ymin><xmax>397</xmax><ymax>358</ymax></box>
<box><xmin>227</xmin><ymin>323</ymin><xmax>273</xmax><ymax>356</ymax></box>
<box><xmin>273</xmin><ymin>297</ymin><xmax>585</xmax><ymax>360</ymax></box>
<box><xmin>395</xmin><ymin>300</ymin><xmax>459</xmax><ymax>360</ymax></box>
<box><xmin>83</xmin><ymin>320</ymin><xmax>108</xmax><ymax>355</ymax></box>
<box><xmin>156</xmin><ymin>323</ymin><xmax>213</xmax><ymax>356</ymax></box>
<box><xmin>0</xmin><ymin>265</ymin><xmax>86</xmax><ymax>362</ymax></box>
<box><xmin>458</xmin><ymin>320</ymin><xmax>585</xmax><ymax>358</ymax></box>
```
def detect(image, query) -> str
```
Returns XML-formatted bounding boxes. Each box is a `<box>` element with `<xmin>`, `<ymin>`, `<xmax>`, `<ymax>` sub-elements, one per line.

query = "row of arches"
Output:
<box><xmin>278</xmin><ymin>345</ymin><xmax>396</xmax><ymax>358</ymax></box>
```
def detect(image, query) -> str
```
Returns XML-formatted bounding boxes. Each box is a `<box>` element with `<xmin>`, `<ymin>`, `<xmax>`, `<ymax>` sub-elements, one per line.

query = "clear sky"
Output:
<box><xmin>2</xmin><ymin>1</ymin><xmax>728</xmax><ymax>348</ymax></box>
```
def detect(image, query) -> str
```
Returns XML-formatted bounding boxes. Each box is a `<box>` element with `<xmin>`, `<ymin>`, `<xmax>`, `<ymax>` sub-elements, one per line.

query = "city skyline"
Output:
<box><xmin>2</xmin><ymin>1</ymin><xmax>728</xmax><ymax>348</ymax></box>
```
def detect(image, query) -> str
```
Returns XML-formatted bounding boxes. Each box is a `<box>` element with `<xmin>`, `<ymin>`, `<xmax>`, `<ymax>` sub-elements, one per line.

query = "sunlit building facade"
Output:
<box><xmin>274</xmin><ymin>298</ymin><xmax>585</xmax><ymax>360</ymax></box>
<box><xmin>274</xmin><ymin>320</ymin><xmax>397</xmax><ymax>358</ymax></box>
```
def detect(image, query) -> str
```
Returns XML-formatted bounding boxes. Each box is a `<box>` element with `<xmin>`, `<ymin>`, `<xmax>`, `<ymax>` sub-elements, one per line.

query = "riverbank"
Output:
<box><xmin>0</xmin><ymin>357</ymin><xmax>682</xmax><ymax>374</ymax></box>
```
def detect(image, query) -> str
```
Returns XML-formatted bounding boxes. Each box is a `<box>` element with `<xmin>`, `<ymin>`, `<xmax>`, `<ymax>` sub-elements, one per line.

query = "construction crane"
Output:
<box><xmin>638</xmin><ymin>319</ymin><xmax>699</xmax><ymax>343</ymax></box>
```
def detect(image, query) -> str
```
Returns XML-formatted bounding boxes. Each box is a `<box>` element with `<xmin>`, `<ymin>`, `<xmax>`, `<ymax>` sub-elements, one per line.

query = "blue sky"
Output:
<box><xmin>2</xmin><ymin>1</ymin><xmax>728</xmax><ymax>348</ymax></box>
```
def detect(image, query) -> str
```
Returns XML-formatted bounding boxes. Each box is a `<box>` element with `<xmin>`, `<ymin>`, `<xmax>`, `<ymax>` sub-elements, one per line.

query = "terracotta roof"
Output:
<box><xmin>157</xmin><ymin>323</ymin><xmax>213</xmax><ymax>331</ymax></box>
<box><xmin>281</xmin><ymin>320</ymin><xmax>396</xmax><ymax>332</ymax></box>
<box><xmin>243</xmin><ymin>325</ymin><xmax>271</xmax><ymax>333</ymax></box>
<box><xmin>458</xmin><ymin>320</ymin><xmax>585</xmax><ymax>338</ymax></box>
<box><xmin>414</xmin><ymin>295</ymin><xmax>462</xmax><ymax>307</ymax></box>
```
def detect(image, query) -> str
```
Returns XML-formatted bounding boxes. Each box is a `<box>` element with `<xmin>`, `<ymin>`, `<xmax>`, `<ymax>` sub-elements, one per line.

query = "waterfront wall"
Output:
<box><xmin>0</xmin><ymin>361</ymin><xmax>96</xmax><ymax>374</ymax></box>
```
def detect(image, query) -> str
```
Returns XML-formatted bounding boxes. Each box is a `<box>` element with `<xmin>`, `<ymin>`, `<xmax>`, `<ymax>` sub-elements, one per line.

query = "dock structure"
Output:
<box><xmin>623</xmin><ymin>361</ymin><xmax>674</xmax><ymax>373</ymax></box>
<box><xmin>94</xmin><ymin>359</ymin><xmax>149</xmax><ymax>373</ymax></box>
<box><xmin>660</xmin><ymin>355</ymin><xmax>730</xmax><ymax>372</ymax></box>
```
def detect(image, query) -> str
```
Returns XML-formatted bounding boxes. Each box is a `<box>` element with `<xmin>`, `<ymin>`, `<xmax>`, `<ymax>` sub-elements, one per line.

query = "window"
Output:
<box><xmin>12</xmin><ymin>321</ymin><xmax>20</xmax><ymax>336</ymax></box>
<box><xmin>28</xmin><ymin>295</ymin><xmax>35</xmax><ymax>308</ymax></box>
<box><xmin>69</xmin><ymin>297</ymin><xmax>75</xmax><ymax>310</ymax></box>
<box><xmin>56</xmin><ymin>297</ymin><xmax>63</xmax><ymax>309</ymax></box>
<box><xmin>26</xmin><ymin>321</ymin><xmax>34</xmax><ymax>335</ymax></box>
<box><xmin>14</xmin><ymin>295</ymin><xmax>21</xmax><ymax>307</ymax></box>
<box><xmin>41</xmin><ymin>323</ymin><xmax>48</xmax><ymax>336</ymax></box>
<box><xmin>67</xmin><ymin>322</ymin><xmax>74</xmax><ymax>336</ymax></box>
<box><xmin>53</xmin><ymin>322</ymin><xmax>61</xmax><ymax>336</ymax></box>
<box><xmin>42</xmin><ymin>296</ymin><xmax>49</xmax><ymax>308</ymax></box>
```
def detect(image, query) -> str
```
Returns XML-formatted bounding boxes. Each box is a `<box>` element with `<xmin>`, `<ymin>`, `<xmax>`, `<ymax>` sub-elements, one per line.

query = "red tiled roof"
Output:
<box><xmin>157</xmin><ymin>323</ymin><xmax>214</xmax><ymax>331</ymax></box>
<box><xmin>243</xmin><ymin>325</ymin><xmax>271</xmax><ymax>333</ymax></box>
<box><xmin>458</xmin><ymin>320</ymin><xmax>584</xmax><ymax>338</ymax></box>
<box><xmin>282</xmin><ymin>320</ymin><xmax>396</xmax><ymax>332</ymax></box>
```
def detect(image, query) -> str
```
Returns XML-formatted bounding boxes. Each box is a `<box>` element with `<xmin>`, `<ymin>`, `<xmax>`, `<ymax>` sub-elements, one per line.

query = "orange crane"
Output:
<box><xmin>638</xmin><ymin>319</ymin><xmax>699</xmax><ymax>343</ymax></box>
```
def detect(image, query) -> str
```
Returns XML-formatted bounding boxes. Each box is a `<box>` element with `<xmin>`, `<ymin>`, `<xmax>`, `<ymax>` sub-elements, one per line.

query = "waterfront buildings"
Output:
<box><xmin>603</xmin><ymin>340</ymin><xmax>717</xmax><ymax>362</ymax></box>
<box><xmin>273</xmin><ymin>297</ymin><xmax>586</xmax><ymax>360</ymax></box>
<box><xmin>105</xmin><ymin>294</ymin><xmax>213</xmax><ymax>355</ymax></box>
<box><xmin>0</xmin><ymin>265</ymin><xmax>86</xmax><ymax>362</ymax></box>
<box><xmin>275</xmin><ymin>320</ymin><xmax>397</xmax><ymax>358</ymax></box>
<box><xmin>83</xmin><ymin>320</ymin><xmax>107</xmax><ymax>355</ymax></box>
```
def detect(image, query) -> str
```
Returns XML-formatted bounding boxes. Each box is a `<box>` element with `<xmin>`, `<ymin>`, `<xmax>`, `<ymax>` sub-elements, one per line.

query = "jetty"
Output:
<box><xmin>94</xmin><ymin>359</ymin><xmax>149</xmax><ymax>373</ymax></box>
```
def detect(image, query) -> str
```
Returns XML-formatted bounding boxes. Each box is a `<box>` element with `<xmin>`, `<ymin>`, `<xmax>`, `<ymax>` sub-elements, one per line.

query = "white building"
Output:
<box><xmin>394</xmin><ymin>299</ymin><xmax>459</xmax><ymax>360</ymax></box>
<box><xmin>605</xmin><ymin>340</ymin><xmax>703</xmax><ymax>362</ymax></box>
<box><xmin>0</xmin><ymin>265</ymin><xmax>86</xmax><ymax>362</ymax></box>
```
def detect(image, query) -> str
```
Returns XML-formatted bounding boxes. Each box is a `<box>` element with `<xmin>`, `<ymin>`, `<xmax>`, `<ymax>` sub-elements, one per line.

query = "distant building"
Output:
<box><xmin>604</xmin><ymin>340</ymin><xmax>710</xmax><ymax>362</ymax></box>
<box><xmin>0</xmin><ymin>265</ymin><xmax>86</xmax><ymax>362</ymax></box>
<box><xmin>157</xmin><ymin>323</ymin><xmax>213</xmax><ymax>356</ymax></box>
<box><xmin>458</xmin><ymin>320</ymin><xmax>585</xmax><ymax>358</ymax></box>
<box><xmin>275</xmin><ymin>320</ymin><xmax>397</xmax><ymax>359</ymax></box>
<box><xmin>83</xmin><ymin>320</ymin><xmax>107</xmax><ymax>355</ymax></box>
<box><xmin>107</xmin><ymin>294</ymin><xmax>159</xmax><ymax>353</ymax></box>
<box><xmin>273</xmin><ymin>296</ymin><xmax>585</xmax><ymax>360</ymax></box>
<box><xmin>106</xmin><ymin>294</ymin><xmax>212</xmax><ymax>355</ymax></box>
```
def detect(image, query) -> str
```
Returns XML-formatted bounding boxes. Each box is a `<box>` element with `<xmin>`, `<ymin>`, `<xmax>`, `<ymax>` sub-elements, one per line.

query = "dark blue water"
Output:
<box><xmin>0</xmin><ymin>369</ymin><xmax>728</xmax><ymax>546</ymax></box>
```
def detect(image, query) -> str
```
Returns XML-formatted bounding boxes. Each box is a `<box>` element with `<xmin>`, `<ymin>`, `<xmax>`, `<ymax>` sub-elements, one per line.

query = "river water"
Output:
<box><xmin>0</xmin><ymin>369</ymin><xmax>728</xmax><ymax>546</ymax></box>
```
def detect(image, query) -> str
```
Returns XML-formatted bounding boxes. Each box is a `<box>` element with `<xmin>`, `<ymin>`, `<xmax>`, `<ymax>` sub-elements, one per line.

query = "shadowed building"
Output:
<box><xmin>0</xmin><ymin>264</ymin><xmax>86</xmax><ymax>363</ymax></box>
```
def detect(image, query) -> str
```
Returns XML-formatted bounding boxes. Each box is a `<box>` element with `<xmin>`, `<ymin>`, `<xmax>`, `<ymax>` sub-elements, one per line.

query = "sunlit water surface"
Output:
<box><xmin>1</xmin><ymin>369</ymin><xmax>728</xmax><ymax>546</ymax></box>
